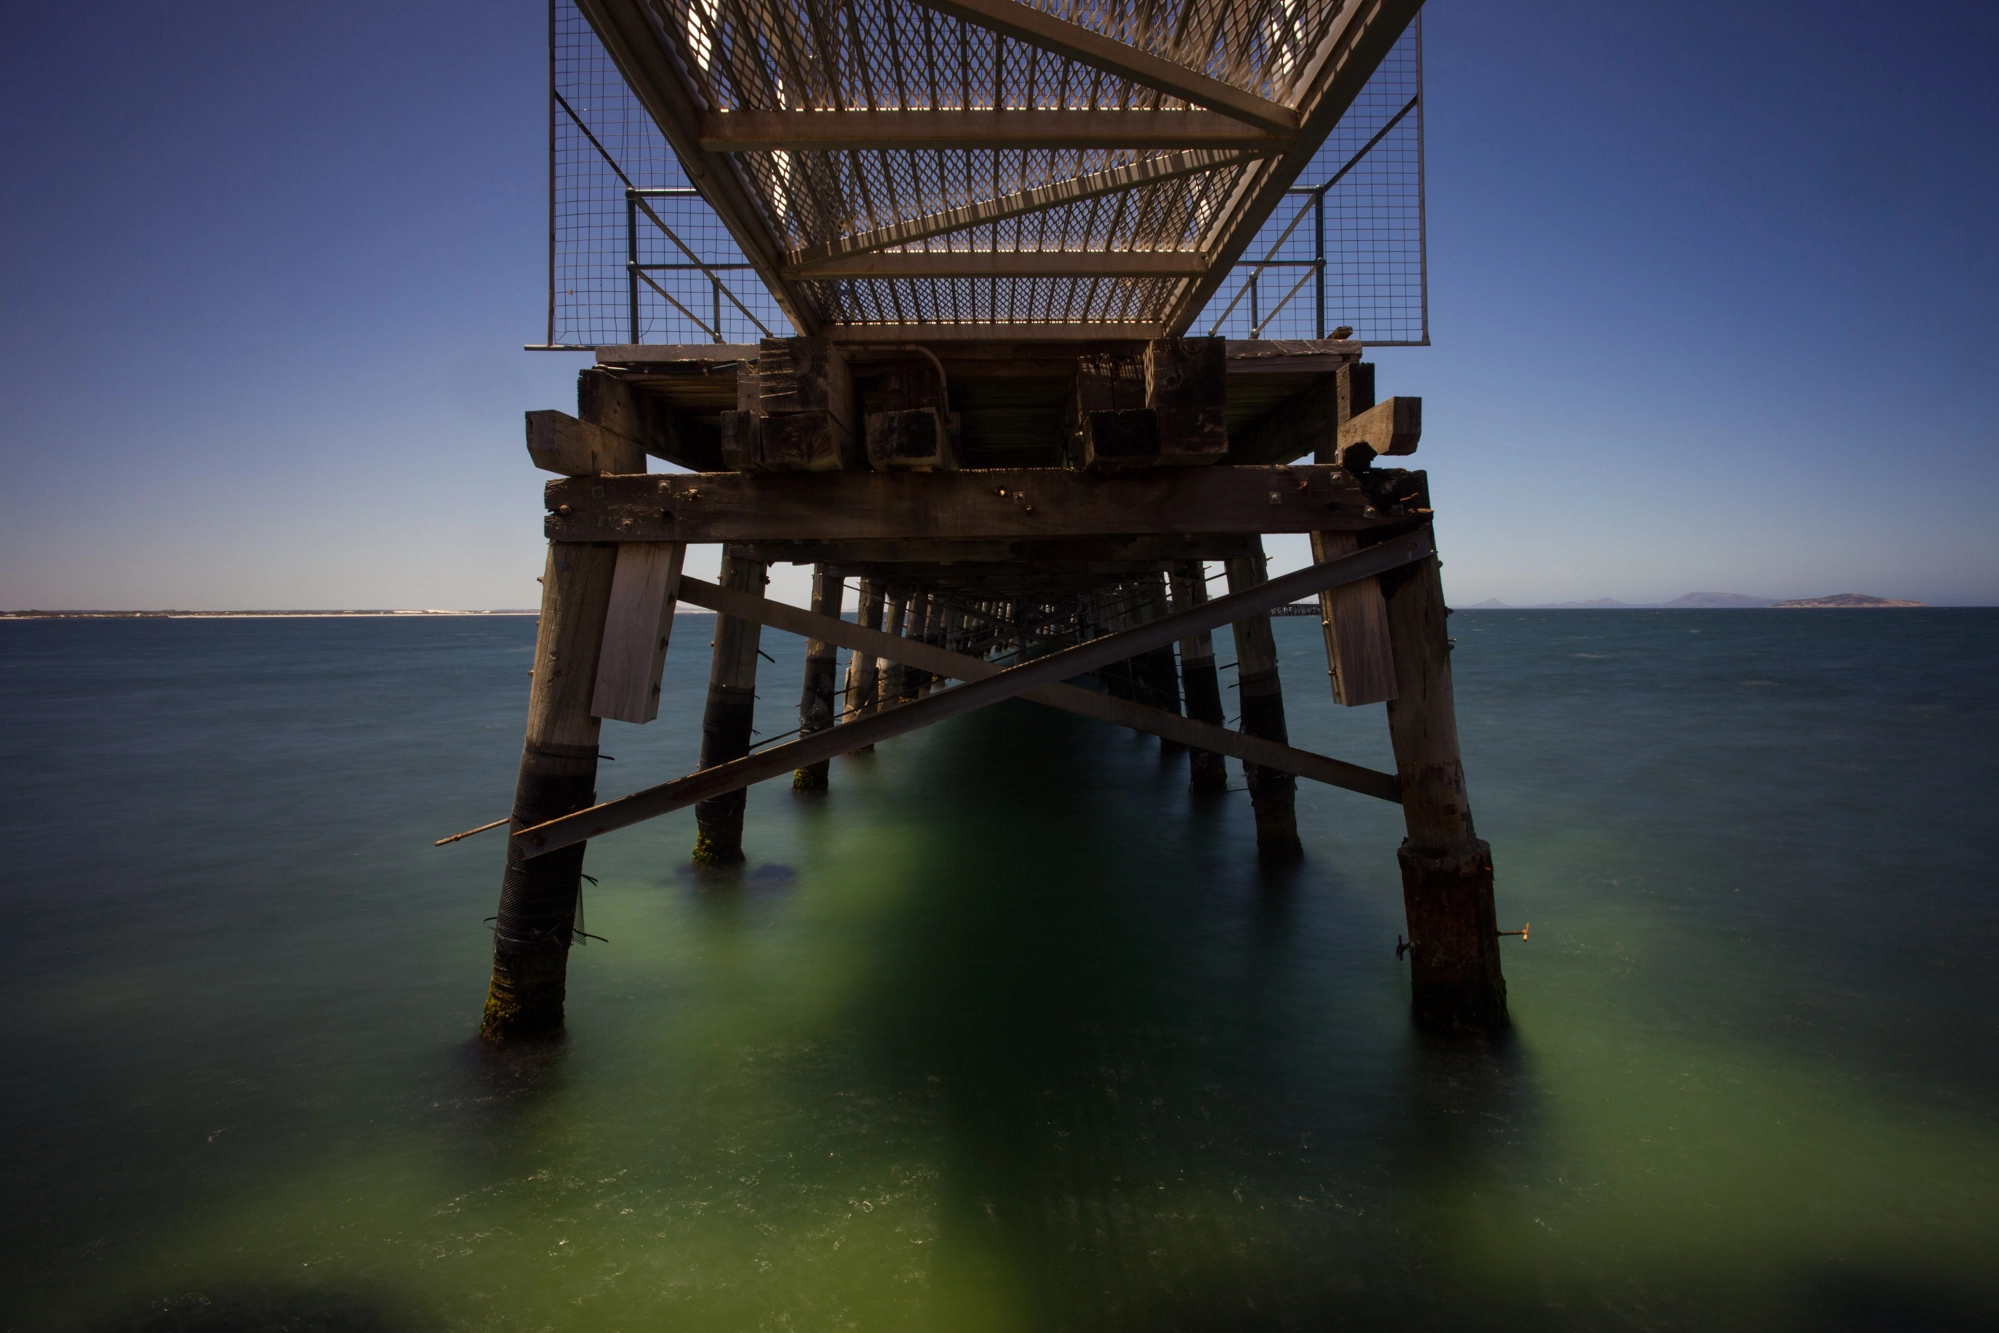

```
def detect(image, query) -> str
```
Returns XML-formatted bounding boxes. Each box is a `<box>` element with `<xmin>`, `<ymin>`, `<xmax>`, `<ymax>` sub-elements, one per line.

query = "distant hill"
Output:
<box><xmin>1662</xmin><ymin>591</ymin><xmax>1774</xmax><ymax>608</ymax></box>
<box><xmin>1769</xmin><ymin>593</ymin><xmax>1926</xmax><ymax>608</ymax></box>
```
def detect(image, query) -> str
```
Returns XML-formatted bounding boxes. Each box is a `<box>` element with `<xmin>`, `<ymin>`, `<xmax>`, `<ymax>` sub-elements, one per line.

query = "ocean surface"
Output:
<box><xmin>1</xmin><ymin>608</ymin><xmax>1995</xmax><ymax>1332</ymax></box>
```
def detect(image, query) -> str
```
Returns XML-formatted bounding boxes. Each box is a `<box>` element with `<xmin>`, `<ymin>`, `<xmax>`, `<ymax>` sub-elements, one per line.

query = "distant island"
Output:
<box><xmin>1453</xmin><ymin>591</ymin><xmax>1928</xmax><ymax>610</ymax></box>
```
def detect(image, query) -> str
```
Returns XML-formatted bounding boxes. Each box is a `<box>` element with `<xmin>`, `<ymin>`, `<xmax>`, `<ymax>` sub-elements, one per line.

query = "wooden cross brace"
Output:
<box><xmin>514</xmin><ymin>531</ymin><xmax>1433</xmax><ymax>857</ymax></box>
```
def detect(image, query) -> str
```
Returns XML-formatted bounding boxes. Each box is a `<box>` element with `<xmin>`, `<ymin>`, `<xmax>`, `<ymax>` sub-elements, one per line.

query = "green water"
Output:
<box><xmin>1</xmin><ymin>611</ymin><xmax>1995</xmax><ymax>1330</ymax></box>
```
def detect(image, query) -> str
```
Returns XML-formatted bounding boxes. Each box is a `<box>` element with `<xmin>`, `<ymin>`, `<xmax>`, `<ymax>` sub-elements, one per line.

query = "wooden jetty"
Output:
<box><xmin>480</xmin><ymin>0</ymin><xmax>1507</xmax><ymax>1040</ymax></box>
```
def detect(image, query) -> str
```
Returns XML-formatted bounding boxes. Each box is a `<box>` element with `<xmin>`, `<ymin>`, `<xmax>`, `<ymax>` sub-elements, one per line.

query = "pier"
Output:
<box><xmin>479</xmin><ymin>0</ymin><xmax>1505</xmax><ymax>1040</ymax></box>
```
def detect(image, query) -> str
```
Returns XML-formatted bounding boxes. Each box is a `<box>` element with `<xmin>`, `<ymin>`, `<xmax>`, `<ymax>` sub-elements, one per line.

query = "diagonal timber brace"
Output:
<box><xmin>672</xmin><ymin>572</ymin><xmax>1400</xmax><ymax>801</ymax></box>
<box><xmin>513</xmin><ymin>531</ymin><xmax>1432</xmax><ymax>857</ymax></box>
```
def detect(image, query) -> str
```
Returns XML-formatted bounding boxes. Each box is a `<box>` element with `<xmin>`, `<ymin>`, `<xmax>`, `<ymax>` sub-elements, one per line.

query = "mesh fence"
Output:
<box><xmin>545</xmin><ymin>0</ymin><xmax>1424</xmax><ymax>348</ymax></box>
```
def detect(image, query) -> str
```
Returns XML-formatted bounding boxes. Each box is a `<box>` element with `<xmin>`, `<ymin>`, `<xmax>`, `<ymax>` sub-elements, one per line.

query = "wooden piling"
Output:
<box><xmin>1226</xmin><ymin>547</ymin><xmax>1304</xmax><ymax>861</ymax></box>
<box><xmin>1170</xmin><ymin>561</ymin><xmax>1230</xmax><ymax>793</ymax></box>
<box><xmin>792</xmin><ymin>564</ymin><xmax>840</xmax><ymax>791</ymax></box>
<box><xmin>880</xmin><ymin>588</ymin><xmax>912</xmax><ymax>705</ymax></box>
<box><xmin>692</xmin><ymin>549</ymin><xmax>768</xmax><ymax>866</ymax></box>
<box><xmin>1379</xmin><ymin>533</ymin><xmax>1507</xmax><ymax>1032</ymax></box>
<box><xmin>480</xmin><ymin>540</ymin><xmax>618</xmax><ymax>1042</ymax></box>
<box><xmin>841</xmin><ymin>578</ymin><xmax>883</xmax><ymax>753</ymax></box>
<box><xmin>1130</xmin><ymin>572</ymin><xmax>1184</xmax><ymax>750</ymax></box>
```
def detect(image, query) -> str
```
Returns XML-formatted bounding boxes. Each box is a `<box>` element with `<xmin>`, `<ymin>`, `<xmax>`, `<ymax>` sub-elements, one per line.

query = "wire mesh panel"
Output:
<box><xmin>550</xmin><ymin>0</ymin><xmax>789</xmax><ymax>345</ymax></box>
<box><xmin>543</xmin><ymin>0</ymin><xmax>1425</xmax><ymax>347</ymax></box>
<box><xmin>1194</xmin><ymin>19</ymin><xmax>1425</xmax><ymax>344</ymax></box>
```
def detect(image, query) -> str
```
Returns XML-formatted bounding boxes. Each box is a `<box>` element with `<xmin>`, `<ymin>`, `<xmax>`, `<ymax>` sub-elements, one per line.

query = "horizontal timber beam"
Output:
<box><xmin>543</xmin><ymin>465</ymin><xmax>1427</xmax><ymax>543</ymax></box>
<box><xmin>735</xmin><ymin>534</ymin><xmax>1258</xmax><ymax>566</ymax></box>
<box><xmin>677</xmin><ymin>573</ymin><xmax>1400</xmax><ymax>800</ymax></box>
<box><xmin>787</xmin><ymin>251</ymin><xmax>1208</xmax><ymax>280</ymax></box>
<box><xmin>907</xmin><ymin>0</ymin><xmax>1299</xmax><ymax>135</ymax></box>
<box><xmin>699</xmin><ymin>109</ymin><xmax>1288</xmax><ymax>152</ymax></box>
<box><xmin>514</xmin><ymin>531</ymin><xmax>1432</xmax><ymax>855</ymax></box>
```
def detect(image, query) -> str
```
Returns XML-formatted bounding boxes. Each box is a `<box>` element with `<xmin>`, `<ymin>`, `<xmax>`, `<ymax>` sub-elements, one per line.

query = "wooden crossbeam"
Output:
<box><xmin>543</xmin><ymin>465</ymin><xmax>1426</xmax><ymax>544</ymax></box>
<box><xmin>673</xmin><ymin>573</ymin><xmax>1401</xmax><ymax>801</ymax></box>
<box><xmin>699</xmin><ymin>109</ymin><xmax>1288</xmax><ymax>152</ymax></box>
<box><xmin>787</xmin><ymin>251</ymin><xmax>1209</xmax><ymax>280</ymax></box>
<box><xmin>514</xmin><ymin>531</ymin><xmax>1433</xmax><ymax>855</ymax></box>
<box><xmin>906</xmin><ymin>0</ymin><xmax>1299</xmax><ymax>135</ymax></box>
<box><xmin>785</xmin><ymin>150</ymin><xmax>1260</xmax><ymax>272</ymax></box>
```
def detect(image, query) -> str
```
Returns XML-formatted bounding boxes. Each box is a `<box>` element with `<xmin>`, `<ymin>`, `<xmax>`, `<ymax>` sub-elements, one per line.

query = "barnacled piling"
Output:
<box><xmin>692</xmin><ymin>548</ymin><xmax>768</xmax><ymax>866</ymax></box>
<box><xmin>792</xmin><ymin>563</ymin><xmax>840</xmax><ymax>791</ymax></box>
<box><xmin>1170</xmin><ymin>561</ymin><xmax>1230</xmax><ymax>793</ymax></box>
<box><xmin>480</xmin><ymin>540</ymin><xmax>618</xmax><ymax>1042</ymax></box>
<box><xmin>841</xmin><ymin>578</ymin><xmax>883</xmax><ymax>752</ymax></box>
<box><xmin>1226</xmin><ymin>547</ymin><xmax>1303</xmax><ymax>862</ymax></box>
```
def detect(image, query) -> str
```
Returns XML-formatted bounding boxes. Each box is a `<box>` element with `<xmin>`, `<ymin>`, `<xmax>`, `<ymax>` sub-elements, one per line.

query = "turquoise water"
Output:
<box><xmin>1</xmin><ymin>609</ymin><xmax>1995</xmax><ymax>1331</ymax></box>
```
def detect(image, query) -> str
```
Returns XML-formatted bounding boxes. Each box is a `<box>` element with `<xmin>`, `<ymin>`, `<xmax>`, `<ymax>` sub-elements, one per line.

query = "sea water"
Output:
<box><xmin>0</xmin><ymin>609</ymin><xmax>1994</xmax><ymax>1331</ymax></box>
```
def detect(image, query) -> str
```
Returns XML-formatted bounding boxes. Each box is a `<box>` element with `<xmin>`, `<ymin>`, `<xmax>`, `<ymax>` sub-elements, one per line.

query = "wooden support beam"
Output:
<box><xmin>788</xmin><ymin>251</ymin><xmax>1209</xmax><ymax>280</ymax></box>
<box><xmin>735</xmin><ymin>534</ymin><xmax>1258</xmax><ymax>568</ymax></box>
<box><xmin>544</xmin><ymin>465</ymin><xmax>1424</xmax><ymax>545</ymax></box>
<box><xmin>1311</xmin><ymin>363</ymin><xmax>1397</xmax><ymax>706</ymax></box>
<box><xmin>685</xmin><ymin>573</ymin><xmax>1392</xmax><ymax>794</ymax></box>
<box><xmin>791</xmin><ymin>565</ymin><xmax>841</xmax><ymax>791</ymax></box>
<box><xmin>578</xmin><ymin>368</ymin><xmax>721</xmax><ymax>472</ymax></box>
<box><xmin>1145</xmin><ymin>336</ymin><xmax>1229</xmax><ymax>465</ymax></box>
<box><xmin>1227</xmin><ymin>546</ymin><xmax>1303</xmax><ymax>861</ymax></box>
<box><xmin>479</xmin><ymin>541</ymin><xmax>618</xmax><ymax>1042</ymax></box>
<box><xmin>1379</xmin><ymin>531</ymin><xmax>1508</xmax><ymax>1032</ymax></box>
<box><xmin>841</xmin><ymin>579</ymin><xmax>884</xmax><ymax>734</ymax></box>
<box><xmin>525</xmin><ymin>410</ymin><xmax>646</xmax><ymax>477</ymax></box>
<box><xmin>513</xmin><ymin>532</ymin><xmax>1430</xmax><ymax>857</ymax></box>
<box><xmin>691</xmin><ymin>551</ymin><xmax>767</xmax><ymax>866</ymax></box>
<box><xmin>700</xmin><ymin>108</ymin><xmax>1288</xmax><ymax>152</ymax></box>
<box><xmin>786</xmin><ymin>150</ymin><xmax>1261</xmax><ymax>272</ymax></box>
<box><xmin>906</xmin><ymin>0</ymin><xmax>1300</xmax><ymax>134</ymax></box>
<box><xmin>1170</xmin><ymin>561</ymin><xmax>1230</xmax><ymax>792</ymax></box>
<box><xmin>1337</xmin><ymin>396</ymin><xmax>1421</xmax><ymax>467</ymax></box>
<box><xmin>591</xmin><ymin>541</ymin><xmax>686</xmax><ymax>724</ymax></box>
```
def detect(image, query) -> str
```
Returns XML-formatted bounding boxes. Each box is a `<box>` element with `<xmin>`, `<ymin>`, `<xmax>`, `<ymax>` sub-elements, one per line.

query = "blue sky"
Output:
<box><xmin>1</xmin><ymin>1</ymin><xmax>1993</xmax><ymax>609</ymax></box>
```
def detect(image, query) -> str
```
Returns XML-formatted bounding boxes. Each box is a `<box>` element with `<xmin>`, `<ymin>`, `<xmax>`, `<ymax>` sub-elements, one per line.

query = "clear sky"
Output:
<box><xmin>2</xmin><ymin>1</ymin><xmax>1993</xmax><ymax>610</ymax></box>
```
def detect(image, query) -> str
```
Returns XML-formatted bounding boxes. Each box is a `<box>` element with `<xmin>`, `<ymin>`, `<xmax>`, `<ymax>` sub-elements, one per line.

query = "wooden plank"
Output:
<box><xmin>736</xmin><ymin>534</ymin><xmax>1258</xmax><ymax>567</ymax></box>
<box><xmin>677</xmin><ymin>572</ymin><xmax>1398</xmax><ymax>799</ymax></box>
<box><xmin>543</xmin><ymin>465</ymin><xmax>1424</xmax><ymax>544</ymax></box>
<box><xmin>1227</xmin><ymin>376</ymin><xmax>1335</xmax><ymax>465</ymax></box>
<box><xmin>788</xmin><ymin>251</ymin><xmax>1209</xmax><ymax>280</ymax></box>
<box><xmin>787</xmin><ymin>150</ymin><xmax>1261</xmax><ymax>271</ymax></box>
<box><xmin>578</xmin><ymin>368</ymin><xmax>721</xmax><ymax>472</ymax></box>
<box><xmin>906</xmin><ymin>0</ymin><xmax>1300</xmax><ymax>134</ymax></box>
<box><xmin>525</xmin><ymin>410</ymin><xmax>647</xmax><ymax>477</ymax></box>
<box><xmin>700</xmin><ymin>109</ymin><xmax>1287</xmax><ymax>152</ymax></box>
<box><xmin>1310</xmin><ymin>531</ymin><xmax>1396</xmax><ymax>706</ymax></box>
<box><xmin>595</xmin><ymin>344</ymin><xmax>761</xmax><ymax>365</ymax></box>
<box><xmin>512</xmin><ymin>532</ymin><xmax>1431</xmax><ymax>856</ymax></box>
<box><xmin>591</xmin><ymin>541</ymin><xmax>686</xmax><ymax>723</ymax></box>
<box><xmin>1337</xmin><ymin>396</ymin><xmax>1421</xmax><ymax>466</ymax></box>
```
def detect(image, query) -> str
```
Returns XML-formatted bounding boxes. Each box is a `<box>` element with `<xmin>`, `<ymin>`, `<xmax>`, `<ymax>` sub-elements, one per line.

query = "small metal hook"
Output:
<box><xmin>1498</xmin><ymin>923</ymin><xmax>1529</xmax><ymax>939</ymax></box>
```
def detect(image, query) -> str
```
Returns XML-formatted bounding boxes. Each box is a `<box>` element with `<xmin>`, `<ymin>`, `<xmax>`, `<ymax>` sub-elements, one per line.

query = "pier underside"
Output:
<box><xmin>480</xmin><ymin>334</ymin><xmax>1509</xmax><ymax>1043</ymax></box>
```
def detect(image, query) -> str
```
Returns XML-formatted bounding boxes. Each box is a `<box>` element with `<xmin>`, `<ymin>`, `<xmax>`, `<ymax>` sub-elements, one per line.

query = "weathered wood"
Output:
<box><xmin>675</xmin><ymin>572</ymin><xmax>1398</xmax><ymax>800</ymax></box>
<box><xmin>736</xmin><ymin>534</ymin><xmax>1258</xmax><ymax>568</ymax></box>
<box><xmin>700</xmin><ymin>108</ymin><xmax>1289</xmax><ymax>152</ymax></box>
<box><xmin>591</xmin><ymin>541</ymin><xmax>686</xmax><ymax>724</ymax></box>
<box><xmin>866</xmin><ymin>407</ymin><xmax>958</xmax><ymax>471</ymax></box>
<box><xmin>525</xmin><ymin>410</ymin><xmax>646</xmax><ymax>477</ymax></box>
<box><xmin>760</xmin><ymin>408</ymin><xmax>860</xmax><ymax>472</ymax></box>
<box><xmin>515</xmin><ymin>533</ymin><xmax>1432</xmax><ymax>855</ymax></box>
<box><xmin>1379</xmin><ymin>531</ymin><xmax>1507</xmax><ymax>1032</ymax></box>
<box><xmin>792</xmin><ymin>565</ymin><xmax>841</xmax><ymax>791</ymax></box>
<box><xmin>577</xmin><ymin>368</ymin><xmax>721</xmax><ymax>471</ymax></box>
<box><xmin>1334</xmin><ymin>361</ymin><xmax>1376</xmax><ymax>441</ymax></box>
<box><xmin>692</xmin><ymin>551</ymin><xmax>767</xmax><ymax>866</ymax></box>
<box><xmin>1337</xmin><ymin>397</ymin><xmax>1421</xmax><ymax>467</ymax></box>
<box><xmin>1170</xmin><ymin>561</ymin><xmax>1230</xmax><ymax>792</ymax></box>
<box><xmin>1227</xmin><ymin>547</ymin><xmax>1303</xmax><ymax>861</ymax></box>
<box><xmin>544</xmin><ymin>466</ymin><xmax>1422</xmax><ymax>544</ymax></box>
<box><xmin>841</xmin><ymin>579</ymin><xmax>882</xmax><ymax>728</ymax></box>
<box><xmin>1081</xmin><ymin>409</ymin><xmax>1161</xmax><ymax>470</ymax></box>
<box><xmin>1310</xmin><ymin>531</ymin><xmax>1397</xmax><ymax>707</ymax></box>
<box><xmin>479</xmin><ymin>541</ymin><xmax>618</xmax><ymax>1042</ymax></box>
<box><xmin>755</xmin><ymin>336</ymin><xmax>855</xmax><ymax>422</ymax></box>
<box><xmin>1144</xmin><ymin>336</ymin><xmax>1227</xmax><ymax>410</ymax></box>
